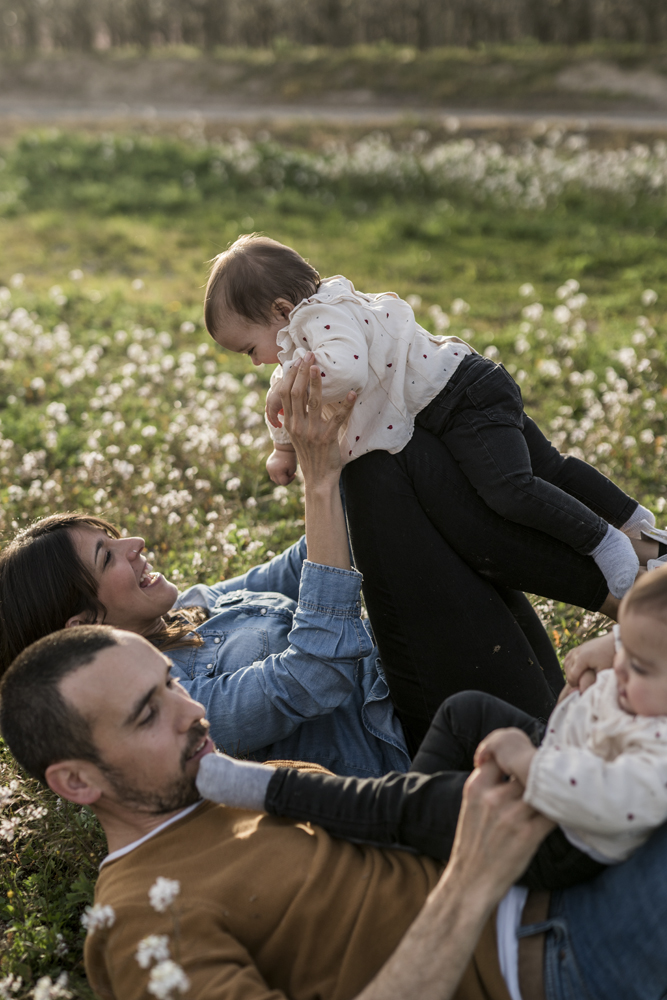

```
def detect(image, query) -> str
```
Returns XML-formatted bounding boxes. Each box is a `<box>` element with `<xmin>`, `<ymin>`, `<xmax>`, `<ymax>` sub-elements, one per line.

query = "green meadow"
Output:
<box><xmin>0</xmin><ymin>122</ymin><xmax>666</xmax><ymax>996</ymax></box>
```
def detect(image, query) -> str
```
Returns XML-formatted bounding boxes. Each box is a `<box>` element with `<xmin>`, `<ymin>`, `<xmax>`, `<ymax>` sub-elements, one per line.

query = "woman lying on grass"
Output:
<box><xmin>0</xmin><ymin>356</ymin><xmax>649</xmax><ymax>772</ymax></box>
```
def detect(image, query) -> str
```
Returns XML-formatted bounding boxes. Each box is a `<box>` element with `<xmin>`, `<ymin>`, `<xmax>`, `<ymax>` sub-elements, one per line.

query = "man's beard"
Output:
<box><xmin>101</xmin><ymin>722</ymin><xmax>209</xmax><ymax>815</ymax></box>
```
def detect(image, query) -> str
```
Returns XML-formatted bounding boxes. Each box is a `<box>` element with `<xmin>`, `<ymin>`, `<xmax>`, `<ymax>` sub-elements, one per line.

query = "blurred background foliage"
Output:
<box><xmin>0</xmin><ymin>0</ymin><xmax>665</xmax><ymax>52</ymax></box>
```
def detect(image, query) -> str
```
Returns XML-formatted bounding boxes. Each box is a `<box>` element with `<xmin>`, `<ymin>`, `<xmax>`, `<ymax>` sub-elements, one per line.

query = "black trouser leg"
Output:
<box><xmin>266</xmin><ymin>691</ymin><xmax>606</xmax><ymax>890</ymax></box>
<box><xmin>342</xmin><ymin>429</ymin><xmax>611</xmax><ymax>749</ymax></box>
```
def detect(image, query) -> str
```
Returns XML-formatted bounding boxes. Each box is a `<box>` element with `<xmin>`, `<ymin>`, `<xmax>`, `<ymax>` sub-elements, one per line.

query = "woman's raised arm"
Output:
<box><xmin>280</xmin><ymin>353</ymin><xmax>356</xmax><ymax>571</ymax></box>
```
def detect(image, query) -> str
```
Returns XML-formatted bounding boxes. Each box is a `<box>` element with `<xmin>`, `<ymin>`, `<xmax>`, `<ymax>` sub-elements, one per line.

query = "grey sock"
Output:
<box><xmin>622</xmin><ymin>504</ymin><xmax>655</xmax><ymax>538</ymax></box>
<box><xmin>591</xmin><ymin>524</ymin><xmax>640</xmax><ymax>599</ymax></box>
<box><xmin>196</xmin><ymin>752</ymin><xmax>275</xmax><ymax>811</ymax></box>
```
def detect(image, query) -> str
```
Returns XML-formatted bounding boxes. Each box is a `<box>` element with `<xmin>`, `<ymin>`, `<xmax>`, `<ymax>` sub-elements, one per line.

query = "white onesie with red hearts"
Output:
<box><xmin>524</xmin><ymin>668</ymin><xmax>667</xmax><ymax>864</ymax></box>
<box><xmin>267</xmin><ymin>275</ymin><xmax>473</xmax><ymax>463</ymax></box>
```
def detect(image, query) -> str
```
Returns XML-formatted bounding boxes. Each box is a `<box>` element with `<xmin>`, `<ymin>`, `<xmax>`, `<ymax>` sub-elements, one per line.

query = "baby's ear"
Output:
<box><xmin>273</xmin><ymin>297</ymin><xmax>294</xmax><ymax>320</ymax></box>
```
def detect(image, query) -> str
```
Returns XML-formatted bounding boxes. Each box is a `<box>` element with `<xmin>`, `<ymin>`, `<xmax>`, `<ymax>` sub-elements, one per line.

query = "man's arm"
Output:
<box><xmin>355</xmin><ymin>761</ymin><xmax>554</xmax><ymax>1000</ymax></box>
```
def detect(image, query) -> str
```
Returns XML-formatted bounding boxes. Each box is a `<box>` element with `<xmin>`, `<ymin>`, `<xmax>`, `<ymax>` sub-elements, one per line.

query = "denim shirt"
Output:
<box><xmin>169</xmin><ymin>537</ymin><xmax>409</xmax><ymax>778</ymax></box>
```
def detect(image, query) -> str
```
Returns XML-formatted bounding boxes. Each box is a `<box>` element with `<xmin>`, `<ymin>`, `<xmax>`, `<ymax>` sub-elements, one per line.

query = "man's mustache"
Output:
<box><xmin>181</xmin><ymin>719</ymin><xmax>211</xmax><ymax>766</ymax></box>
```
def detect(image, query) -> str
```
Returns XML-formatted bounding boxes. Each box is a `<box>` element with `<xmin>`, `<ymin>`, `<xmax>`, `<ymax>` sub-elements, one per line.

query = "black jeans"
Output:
<box><xmin>342</xmin><ymin>427</ymin><xmax>613</xmax><ymax>751</ymax></box>
<box><xmin>266</xmin><ymin>691</ymin><xmax>607</xmax><ymax>891</ymax></box>
<box><xmin>416</xmin><ymin>353</ymin><xmax>637</xmax><ymax>554</ymax></box>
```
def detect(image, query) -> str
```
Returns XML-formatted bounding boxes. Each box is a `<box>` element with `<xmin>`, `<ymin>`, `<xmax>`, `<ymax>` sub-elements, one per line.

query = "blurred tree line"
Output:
<box><xmin>0</xmin><ymin>0</ymin><xmax>665</xmax><ymax>52</ymax></box>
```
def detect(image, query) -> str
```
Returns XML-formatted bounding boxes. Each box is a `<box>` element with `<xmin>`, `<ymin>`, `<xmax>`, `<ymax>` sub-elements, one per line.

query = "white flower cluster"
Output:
<box><xmin>81</xmin><ymin>903</ymin><xmax>116</xmax><ymax>933</ymax></box>
<box><xmin>31</xmin><ymin>972</ymin><xmax>72</xmax><ymax>1000</ymax></box>
<box><xmin>148</xmin><ymin>876</ymin><xmax>181</xmax><ymax>913</ymax></box>
<box><xmin>0</xmin><ymin>975</ymin><xmax>22</xmax><ymax>999</ymax></box>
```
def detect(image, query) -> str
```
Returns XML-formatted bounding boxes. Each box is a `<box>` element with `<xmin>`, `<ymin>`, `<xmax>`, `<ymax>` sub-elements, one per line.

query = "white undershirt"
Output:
<box><xmin>496</xmin><ymin>885</ymin><xmax>528</xmax><ymax>1000</ymax></box>
<box><xmin>100</xmin><ymin>800</ymin><xmax>203</xmax><ymax>869</ymax></box>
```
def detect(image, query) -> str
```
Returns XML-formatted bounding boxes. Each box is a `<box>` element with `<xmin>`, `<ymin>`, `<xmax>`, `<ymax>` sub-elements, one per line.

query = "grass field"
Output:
<box><xmin>0</xmin><ymin>121</ymin><xmax>666</xmax><ymax>997</ymax></box>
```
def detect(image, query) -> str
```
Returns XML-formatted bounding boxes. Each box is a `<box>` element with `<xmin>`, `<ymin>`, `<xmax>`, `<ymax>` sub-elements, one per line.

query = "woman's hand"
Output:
<box><xmin>279</xmin><ymin>354</ymin><xmax>356</xmax><ymax>570</ymax></box>
<box><xmin>563</xmin><ymin>631</ymin><xmax>615</xmax><ymax>693</ymax></box>
<box><xmin>279</xmin><ymin>354</ymin><xmax>356</xmax><ymax>492</ymax></box>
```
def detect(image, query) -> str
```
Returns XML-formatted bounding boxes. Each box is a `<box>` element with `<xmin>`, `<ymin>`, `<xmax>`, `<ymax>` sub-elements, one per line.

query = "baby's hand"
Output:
<box><xmin>266</xmin><ymin>446</ymin><xmax>297</xmax><ymax>485</ymax></box>
<box><xmin>563</xmin><ymin>631</ymin><xmax>615</xmax><ymax>692</ymax></box>
<box><xmin>266</xmin><ymin>384</ymin><xmax>285</xmax><ymax>429</ymax></box>
<box><xmin>474</xmin><ymin>728</ymin><xmax>536</xmax><ymax>788</ymax></box>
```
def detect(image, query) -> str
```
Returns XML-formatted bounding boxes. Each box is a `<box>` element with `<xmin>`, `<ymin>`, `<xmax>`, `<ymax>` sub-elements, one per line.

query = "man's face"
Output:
<box><xmin>59</xmin><ymin>633</ymin><xmax>214</xmax><ymax>814</ymax></box>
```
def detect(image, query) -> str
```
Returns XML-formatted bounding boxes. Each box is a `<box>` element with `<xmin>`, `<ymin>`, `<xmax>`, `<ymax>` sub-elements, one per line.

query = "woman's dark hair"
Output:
<box><xmin>0</xmin><ymin>625</ymin><xmax>117</xmax><ymax>784</ymax></box>
<box><xmin>0</xmin><ymin>512</ymin><xmax>203</xmax><ymax>678</ymax></box>
<box><xmin>204</xmin><ymin>233</ymin><xmax>321</xmax><ymax>336</ymax></box>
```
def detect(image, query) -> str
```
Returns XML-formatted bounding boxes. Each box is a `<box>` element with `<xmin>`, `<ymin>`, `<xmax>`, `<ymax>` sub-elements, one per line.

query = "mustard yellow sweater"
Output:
<box><xmin>85</xmin><ymin>801</ymin><xmax>443</xmax><ymax>1000</ymax></box>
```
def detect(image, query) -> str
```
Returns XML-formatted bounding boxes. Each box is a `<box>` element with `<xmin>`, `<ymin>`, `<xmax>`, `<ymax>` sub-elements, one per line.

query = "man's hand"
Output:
<box><xmin>448</xmin><ymin>759</ymin><xmax>554</xmax><ymax>899</ymax></box>
<box><xmin>265</xmin><ymin>383</ymin><xmax>285</xmax><ymax>429</ymax></box>
<box><xmin>474</xmin><ymin>729</ymin><xmax>537</xmax><ymax>787</ymax></box>
<box><xmin>563</xmin><ymin>630</ymin><xmax>615</xmax><ymax>693</ymax></box>
<box><xmin>266</xmin><ymin>445</ymin><xmax>298</xmax><ymax>485</ymax></box>
<box><xmin>356</xmin><ymin>760</ymin><xmax>553</xmax><ymax>1000</ymax></box>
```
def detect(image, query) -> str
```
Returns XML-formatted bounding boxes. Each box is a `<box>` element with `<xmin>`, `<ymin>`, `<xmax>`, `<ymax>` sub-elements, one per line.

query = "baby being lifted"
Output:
<box><xmin>478</xmin><ymin>567</ymin><xmax>667</xmax><ymax>864</ymax></box>
<box><xmin>204</xmin><ymin>233</ymin><xmax>661</xmax><ymax>600</ymax></box>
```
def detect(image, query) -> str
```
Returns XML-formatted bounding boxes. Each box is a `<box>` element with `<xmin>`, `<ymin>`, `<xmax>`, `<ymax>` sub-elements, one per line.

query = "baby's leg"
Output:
<box><xmin>412</xmin><ymin>690</ymin><xmax>545</xmax><ymax>774</ymax></box>
<box><xmin>522</xmin><ymin>415</ymin><xmax>654</xmax><ymax>538</ymax></box>
<box><xmin>417</xmin><ymin>362</ymin><xmax>639</xmax><ymax>597</ymax></box>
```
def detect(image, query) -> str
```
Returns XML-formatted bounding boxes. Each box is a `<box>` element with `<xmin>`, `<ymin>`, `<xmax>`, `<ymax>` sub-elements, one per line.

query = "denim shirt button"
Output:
<box><xmin>213</xmin><ymin>638</ymin><xmax>220</xmax><ymax>644</ymax></box>
<box><xmin>260</xmin><ymin>608</ymin><xmax>267</xmax><ymax>615</ymax></box>
<box><xmin>206</xmin><ymin>662</ymin><xmax>214</xmax><ymax>668</ymax></box>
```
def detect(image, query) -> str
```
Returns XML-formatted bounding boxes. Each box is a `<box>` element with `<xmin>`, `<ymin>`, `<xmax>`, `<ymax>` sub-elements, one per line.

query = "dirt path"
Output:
<box><xmin>2</xmin><ymin>97</ymin><xmax>667</xmax><ymax>133</ymax></box>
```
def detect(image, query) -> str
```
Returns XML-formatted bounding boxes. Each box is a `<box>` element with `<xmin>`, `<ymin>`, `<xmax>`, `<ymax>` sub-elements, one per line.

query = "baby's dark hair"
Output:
<box><xmin>623</xmin><ymin>564</ymin><xmax>667</xmax><ymax>626</ymax></box>
<box><xmin>204</xmin><ymin>234</ymin><xmax>320</xmax><ymax>337</ymax></box>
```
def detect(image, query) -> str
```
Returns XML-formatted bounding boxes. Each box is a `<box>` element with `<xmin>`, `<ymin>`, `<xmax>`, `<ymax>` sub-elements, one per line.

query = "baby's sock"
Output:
<box><xmin>591</xmin><ymin>524</ymin><xmax>640</xmax><ymax>599</ymax></box>
<box><xmin>622</xmin><ymin>504</ymin><xmax>656</xmax><ymax>538</ymax></box>
<box><xmin>196</xmin><ymin>752</ymin><xmax>275</xmax><ymax>811</ymax></box>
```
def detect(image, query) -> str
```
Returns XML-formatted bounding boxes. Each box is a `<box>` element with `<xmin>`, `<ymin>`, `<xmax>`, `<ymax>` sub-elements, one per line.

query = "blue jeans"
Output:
<box><xmin>520</xmin><ymin>819</ymin><xmax>667</xmax><ymax>1000</ymax></box>
<box><xmin>416</xmin><ymin>353</ymin><xmax>637</xmax><ymax>555</ymax></box>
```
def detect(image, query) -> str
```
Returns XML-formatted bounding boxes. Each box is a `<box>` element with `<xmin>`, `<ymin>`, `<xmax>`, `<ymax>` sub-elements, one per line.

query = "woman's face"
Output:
<box><xmin>69</xmin><ymin>527</ymin><xmax>178</xmax><ymax>635</ymax></box>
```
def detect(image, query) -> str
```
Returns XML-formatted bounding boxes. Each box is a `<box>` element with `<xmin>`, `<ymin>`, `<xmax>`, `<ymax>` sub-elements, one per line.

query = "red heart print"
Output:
<box><xmin>321</xmin><ymin>372</ymin><xmax>326</xmax><ymax>377</ymax></box>
<box><xmin>325</xmin><ymin>325</ymin><xmax>330</xmax><ymax>329</ymax></box>
<box><xmin>349</xmin><ymin>450</ymin><xmax>352</xmax><ymax>455</ymax></box>
<box><xmin>365</xmin><ymin>319</ymin><xmax>369</xmax><ymax>324</ymax></box>
<box><xmin>303</xmin><ymin>337</ymin><xmax>307</xmax><ymax>342</ymax></box>
<box><xmin>423</xmin><ymin>354</ymin><xmax>427</xmax><ymax>358</ymax></box>
<box><xmin>387</xmin><ymin>425</ymin><xmax>393</xmax><ymax>429</ymax></box>
<box><xmin>355</xmin><ymin>436</ymin><xmax>360</xmax><ymax>441</ymax></box>
<box><xmin>387</xmin><ymin>363</ymin><xmax>392</xmax><ymax>368</ymax></box>
<box><xmin>386</xmin><ymin>313</ymin><xmax>389</xmax><ymax>318</ymax></box>
<box><xmin>354</xmin><ymin>355</ymin><xmax>359</xmax><ymax>359</ymax></box>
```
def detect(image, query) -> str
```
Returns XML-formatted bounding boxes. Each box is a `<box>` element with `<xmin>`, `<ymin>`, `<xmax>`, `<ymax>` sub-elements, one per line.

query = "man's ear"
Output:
<box><xmin>45</xmin><ymin>760</ymin><xmax>103</xmax><ymax>806</ymax></box>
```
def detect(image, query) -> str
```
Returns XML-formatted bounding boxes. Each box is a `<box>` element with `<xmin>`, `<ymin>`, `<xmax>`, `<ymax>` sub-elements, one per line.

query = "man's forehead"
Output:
<box><xmin>59</xmin><ymin>635</ymin><xmax>167</xmax><ymax>713</ymax></box>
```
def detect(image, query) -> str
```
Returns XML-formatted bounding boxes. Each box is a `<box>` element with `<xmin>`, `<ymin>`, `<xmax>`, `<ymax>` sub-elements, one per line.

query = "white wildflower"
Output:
<box><xmin>225</xmin><ymin>477</ymin><xmax>241</xmax><ymax>491</ymax></box>
<box><xmin>538</xmin><ymin>359</ymin><xmax>562</xmax><ymax>378</ymax></box>
<box><xmin>518</xmin><ymin>283</ymin><xmax>534</xmax><ymax>297</ymax></box>
<box><xmin>135</xmin><ymin>934</ymin><xmax>171</xmax><ymax>969</ymax></box>
<box><xmin>180</xmin><ymin>321</ymin><xmax>196</xmax><ymax>334</ymax></box>
<box><xmin>450</xmin><ymin>298</ymin><xmax>469</xmax><ymax>315</ymax></box>
<box><xmin>9</xmin><ymin>273</ymin><xmax>24</xmax><ymax>289</ymax></box>
<box><xmin>68</xmin><ymin>269</ymin><xmax>83</xmax><ymax>280</ymax></box>
<box><xmin>640</xmin><ymin>429</ymin><xmax>655</xmax><ymax>444</ymax></box>
<box><xmin>141</xmin><ymin>425</ymin><xmax>158</xmax><ymax>438</ymax></box>
<box><xmin>406</xmin><ymin>294</ymin><xmax>422</xmax><ymax>309</ymax></box>
<box><xmin>483</xmin><ymin>345</ymin><xmax>499</xmax><ymax>359</ymax></box>
<box><xmin>32</xmin><ymin>972</ymin><xmax>71</xmax><ymax>999</ymax></box>
<box><xmin>522</xmin><ymin>302</ymin><xmax>543</xmax><ymax>322</ymax></box>
<box><xmin>641</xmin><ymin>289</ymin><xmax>658</xmax><ymax>306</ymax></box>
<box><xmin>148</xmin><ymin>876</ymin><xmax>181</xmax><ymax>913</ymax></box>
<box><xmin>131</xmin><ymin>279</ymin><xmax>145</xmax><ymax>291</ymax></box>
<box><xmin>553</xmin><ymin>305</ymin><xmax>571</xmax><ymax>324</ymax></box>
<box><xmin>0</xmin><ymin>973</ymin><xmax>22</xmax><ymax>997</ymax></box>
<box><xmin>81</xmin><ymin>903</ymin><xmax>116</xmax><ymax>933</ymax></box>
<box><xmin>147</xmin><ymin>960</ymin><xmax>190</xmax><ymax>1000</ymax></box>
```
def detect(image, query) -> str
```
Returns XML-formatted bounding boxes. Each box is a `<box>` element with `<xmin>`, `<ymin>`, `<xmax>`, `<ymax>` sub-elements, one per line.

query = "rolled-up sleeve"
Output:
<box><xmin>183</xmin><ymin>561</ymin><xmax>374</xmax><ymax>755</ymax></box>
<box><xmin>176</xmin><ymin>537</ymin><xmax>307</xmax><ymax>610</ymax></box>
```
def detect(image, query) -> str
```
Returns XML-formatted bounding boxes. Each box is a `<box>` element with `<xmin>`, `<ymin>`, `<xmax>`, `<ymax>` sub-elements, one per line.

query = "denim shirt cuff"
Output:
<box><xmin>298</xmin><ymin>560</ymin><xmax>363</xmax><ymax>614</ymax></box>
